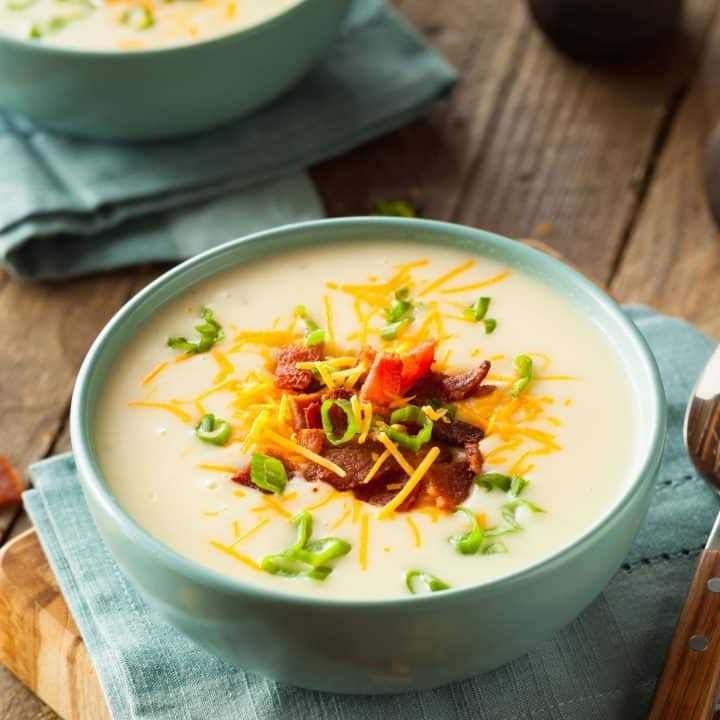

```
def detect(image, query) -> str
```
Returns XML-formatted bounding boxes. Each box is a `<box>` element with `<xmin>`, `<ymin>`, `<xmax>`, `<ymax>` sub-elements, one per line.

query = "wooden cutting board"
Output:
<box><xmin>0</xmin><ymin>529</ymin><xmax>110</xmax><ymax>720</ymax></box>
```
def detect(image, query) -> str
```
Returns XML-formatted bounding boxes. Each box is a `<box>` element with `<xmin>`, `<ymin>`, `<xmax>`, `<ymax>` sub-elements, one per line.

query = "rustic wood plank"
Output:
<box><xmin>314</xmin><ymin>0</ymin><xmax>719</xmax><ymax>287</ymax></box>
<box><xmin>611</xmin><ymin>8</ymin><xmax>720</xmax><ymax>339</ymax></box>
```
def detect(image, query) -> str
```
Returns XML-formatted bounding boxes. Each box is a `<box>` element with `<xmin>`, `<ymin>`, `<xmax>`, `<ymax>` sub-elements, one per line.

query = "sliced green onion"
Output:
<box><xmin>428</xmin><ymin>398</ymin><xmax>457</xmax><ymax>419</ymax></box>
<box><xmin>260</xmin><ymin>554</ymin><xmax>331</xmax><ymax>580</ymax></box>
<box><xmin>294</xmin><ymin>537</ymin><xmax>352</xmax><ymax>567</ymax></box>
<box><xmin>381</xmin><ymin>286</ymin><xmax>414</xmax><ymax>340</ymax></box>
<box><xmin>405</xmin><ymin>570</ymin><xmax>449</xmax><ymax>594</ymax></box>
<box><xmin>6</xmin><ymin>0</ymin><xmax>38</xmax><ymax>10</ymax></box>
<box><xmin>261</xmin><ymin>511</ymin><xmax>351</xmax><ymax>581</ymax></box>
<box><xmin>450</xmin><ymin>507</ymin><xmax>485</xmax><ymax>555</ymax></box>
<box><xmin>320</xmin><ymin>399</ymin><xmax>358</xmax><ymax>445</ymax></box>
<box><xmin>463</xmin><ymin>296</ymin><xmax>491</xmax><ymax>322</ymax></box>
<box><xmin>509</xmin><ymin>475</ymin><xmax>528</xmax><ymax>497</ymax></box>
<box><xmin>474</xmin><ymin>472</ymin><xmax>512</xmax><ymax>492</ymax></box>
<box><xmin>474</xmin><ymin>472</ymin><xmax>528</xmax><ymax>497</ymax></box>
<box><xmin>195</xmin><ymin>413</ymin><xmax>231</xmax><ymax>446</ymax></box>
<box><xmin>289</xmin><ymin>510</ymin><xmax>313</xmax><ymax>551</ymax></box>
<box><xmin>167</xmin><ymin>306</ymin><xmax>223</xmax><ymax>355</ymax></box>
<box><xmin>249</xmin><ymin>452</ymin><xmax>287</xmax><ymax>494</ymax></box>
<box><xmin>122</xmin><ymin>4</ymin><xmax>154</xmax><ymax>29</ymax></box>
<box><xmin>29</xmin><ymin>15</ymin><xmax>73</xmax><ymax>37</ymax></box>
<box><xmin>483</xmin><ymin>318</ymin><xmax>497</xmax><ymax>334</ymax></box>
<box><xmin>380</xmin><ymin>318</ymin><xmax>412</xmax><ymax>341</ymax></box>
<box><xmin>374</xmin><ymin>199</ymin><xmax>416</xmax><ymax>217</ymax></box>
<box><xmin>295</xmin><ymin>305</ymin><xmax>325</xmax><ymax>347</ymax></box>
<box><xmin>385</xmin><ymin>405</ymin><xmax>434</xmax><ymax>451</ymax></box>
<box><xmin>481</xmin><ymin>541</ymin><xmax>508</xmax><ymax>555</ymax></box>
<box><xmin>510</xmin><ymin>354</ymin><xmax>533</xmax><ymax>397</ymax></box>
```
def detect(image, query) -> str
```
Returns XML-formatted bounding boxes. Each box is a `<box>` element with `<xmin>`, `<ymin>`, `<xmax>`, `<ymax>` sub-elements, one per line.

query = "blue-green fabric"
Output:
<box><xmin>0</xmin><ymin>0</ymin><xmax>455</xmax><ymax>279</ymax></box>
<box><xmin>23</xmin><ymin>307</ymin><xmax>719</xmax><ymax>719</ymax></box>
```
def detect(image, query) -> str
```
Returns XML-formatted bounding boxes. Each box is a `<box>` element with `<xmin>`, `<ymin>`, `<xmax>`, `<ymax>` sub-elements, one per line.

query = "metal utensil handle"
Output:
<box><xmin>648</xmin><ymin>549</ymin><xmax>720</xmax><ymax>719</ymax></box>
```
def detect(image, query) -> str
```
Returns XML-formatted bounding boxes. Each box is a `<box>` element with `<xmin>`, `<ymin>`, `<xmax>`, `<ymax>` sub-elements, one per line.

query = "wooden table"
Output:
<box><xmin>3</xmin><ymin>0</ymin><xmax>720</xmax><ymax>716</ymax></box>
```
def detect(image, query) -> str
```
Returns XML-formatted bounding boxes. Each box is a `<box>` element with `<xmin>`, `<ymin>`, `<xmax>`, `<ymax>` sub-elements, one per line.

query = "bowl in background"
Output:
<box><xmin>70</xmin><ymin>217</ymin><xmax>666</xmax><ymax>693</ymax></box>
<box><xmin>0</xmin><ymin>0</ymin><xmax>350</xmax><ymax>140</ymax></box>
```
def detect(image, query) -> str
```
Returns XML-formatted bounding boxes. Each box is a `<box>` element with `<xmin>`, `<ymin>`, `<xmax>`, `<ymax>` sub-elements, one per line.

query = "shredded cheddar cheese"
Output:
<box><xmin>141</xmin><ymin>360</ymin><xmax>169</xmax><ymax>386</ymax></box>
<box><xmin>378</xmin><ymin>446</ymin><xmax>441</xmax><ymax>519</ymax></box>
<box><xmin>376</xmin><ymin>433</ymin><xmax>416</xmax><ymax>476</ymax></box>
<box><xmin>405</xmin><ymin>516</ymin><xmax>422</xmax><ymax>547</ymax></box>
<box><xmin>127</xmin><ymin>401</ymin><xmax>192</xmax><ymax>423</ymax></box>
<box><xmin>265</xmin><ymin>430</ymin><xmax>347</xmax><ymax>478</ymax></box>
<box><xmin>359</xmin><ymin>512</ymin><xmax>369</xmax><ymax>570</ymax></box>
<box><xmin>210</xmin><ymin>541</ymin><xmax>260</xmax><ymax>571</ymax></box>
<box><xmin>362</xmin><ymin>448</ymin><xmax>391</xmax><ymax>484</ymax></box>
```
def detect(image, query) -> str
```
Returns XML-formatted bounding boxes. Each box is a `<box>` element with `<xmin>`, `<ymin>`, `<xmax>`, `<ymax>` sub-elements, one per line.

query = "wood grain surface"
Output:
<box><xmin>3</xmin><ymin>0</ymin><xmax>720</xmax><ymax>716</ymax></box>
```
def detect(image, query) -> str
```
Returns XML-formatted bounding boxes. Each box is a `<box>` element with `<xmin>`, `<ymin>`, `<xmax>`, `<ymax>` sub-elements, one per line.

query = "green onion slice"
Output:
<box><xmin>384</xmin><ymin>405</ymin><xmax>434</xmax><ymax>451</ymax></box>
<box><xmin>474</xmin><ymin>472</ymin><xmax>528</xmax><ymax>497</ymax></box>
<box><xmin>195</xmin><ymin>413</ymin><xmax>231</xmax><ymax>446</ymax></box>
<box><xmin>374</xmin><ymin>199</ymin><xmax>417</xmax><ymax>217</ymax></box>
<box><xmin>167</xmin><ymin>306</ymin><xmax>223</xmax><ymax>355</ymax></box>
<box><xmin>381</xmin><ymin>286</ymin><xmax>414</xmax><ymax>340</ymax></box>
<box><xmin>6</xmin><ymin>0</ymin><xmax>38</xmax><ymax>10</ymax></box>
<box><xmin>405</xmin><ymin>570</ymin><xmax>450</xmax><ymax>594</ymax></box>
<box><xmin>320</xmin><ymin>399</ymin><xmax>358</xmax><ymax>446</ymax></box>
<box><xmin>510</xmin><ymin>354</ymin><xmax>533</xmax><ymax>397</ymax></box>
<box><xmin>380</xmin><ymin>317</ymin><xmax>412</xmax><ymax>341</ymax></box>
<box><xmin>260</xmin><ymin>555</ymin><xmax>332</xmax><ymax>580</ymax></box>
<box><xmin>261</xmin><ymin>511</ymin><xmax>351</xmax><ymax>581</ymax></box>
<box><xmin>481</xmin><ymin>541</ymin><xmax>508</xmax><ymax>555</ymax></box>
<box><xmin>450</xmin><ymin>507</ymin><xmax>485</xmax><ymax>555</ymax></box>
<box><xmin>249</xmin><ymin>452</ymin><xmax>287</xmax><ymax>494</ymax></box>
<box><xmin>483</xmin><ymin>318</ymin><xmax>497</xmax><ymax>334</ymax></box>
<box><xmin>463</xmin><ymin>296</ymin><xmax>491</xmax><ymax>322</ymax></box>
<box><xmin>295</xmin><ymin>305</ymin><xmax>326</xmax><ymax>347</ymax></box>
<box><xmin>122</xmin><ymin>4</ymin><xmax>154</xmax><ymax>29</ymax></box>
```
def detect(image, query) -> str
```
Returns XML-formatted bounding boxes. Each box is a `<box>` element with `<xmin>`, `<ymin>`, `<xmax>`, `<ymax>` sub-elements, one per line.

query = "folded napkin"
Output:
<box><xmin>23</xmin><ymin>306</ymin><xmax>719</xmax><ymax>720</ymax></box>
<box><xmin>0</xmin><ymin>0</ymin><xmax>455</xmax><ymax>280</ymax></box>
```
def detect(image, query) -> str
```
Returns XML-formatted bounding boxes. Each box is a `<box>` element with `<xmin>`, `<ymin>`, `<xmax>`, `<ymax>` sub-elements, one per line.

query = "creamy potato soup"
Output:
<box><xmin>0</xmin><ymin>0</ymin><xmax>300</xmax><ymax>50</ymax></box>
<box><xmin>96</xmin><ymin>242</ymin><xmax>638</xmax><ymax>599</ymax></box>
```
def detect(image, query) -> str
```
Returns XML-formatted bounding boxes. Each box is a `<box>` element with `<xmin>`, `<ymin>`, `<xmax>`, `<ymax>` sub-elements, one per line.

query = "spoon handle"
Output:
<box><xmin>648</xmin><ymin>548</ymin><xmax>720</xmax><ymax>719</ymax></box>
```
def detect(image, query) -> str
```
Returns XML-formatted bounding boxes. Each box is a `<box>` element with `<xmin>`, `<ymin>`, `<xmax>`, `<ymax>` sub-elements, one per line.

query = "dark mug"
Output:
<box><xmin>527</xmin><ymin>0</ymin><xmax>684</xmax><ymax>61</ymax></box>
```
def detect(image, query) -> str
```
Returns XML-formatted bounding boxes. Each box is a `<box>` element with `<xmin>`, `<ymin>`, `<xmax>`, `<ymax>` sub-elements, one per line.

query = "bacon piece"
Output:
<box><xmin>296</xmin><ymin>428</ymin><xmax>325</xmax><ymax>456</ymax></box>
<box><xmin>425</xmin><ymin>461</ymin><xmax>475</xmax><ymax>510</ymax></box>
<box><xmin>432</xmin><ymin>418</ymin><xmax>484</xmax><ymax>446</ymax></box>
<box><xmin>440</xmin><ymin>360</ymin><xmax>491</xmax><ymax>401</ymax></box>
<box><xmin>359</xmin><ymin>353</ymin><xmax>403</xmax><ymax>405</ymax></box>
<box><xmin>0</xmin><ymin>454</ymin><xmax>23</xmax><ymax>506</ymax></box>
<box><xmin>288</xmin><ymin>391</ymin><xmax>323</xmax><ymax>430</ymax></box>
<box><xmin>410</xmin><ymin>361</ymin><xmax>494</xmax><ymax>404</ymax></box>
<box><xmin>353</xmin><ymin>474</ymin><xmax>421</xmax><ymax>511</ymax></box>
<box><xmin>274</xmin><ymin>344</ymin><xmax>323</xmax><ymax>391</ymax></box>
<box><xmin>299</xmin><ymin>442</ymin><xmax>404</xmax><ymax>491</ymax></box>
<box><xmin>399</xmin><ymin>341</ymin><xmax>436</xmax><ymax>393</ymax></box>
<box><xmin>464</xmin><ymin>442</ymin><xmax>484</xmax><ymax>475</ymax></box>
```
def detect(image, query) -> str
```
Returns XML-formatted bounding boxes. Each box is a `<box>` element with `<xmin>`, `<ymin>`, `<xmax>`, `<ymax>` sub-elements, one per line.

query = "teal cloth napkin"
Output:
<box><xmin>23</xmin><ymin>306</ymin><xmax>719</xmax><ymax>720</ymax></box>
<box><xmin>0</xmin><ymin>0</ymin><xmax>455</xmax><ymax>280</ymax></box>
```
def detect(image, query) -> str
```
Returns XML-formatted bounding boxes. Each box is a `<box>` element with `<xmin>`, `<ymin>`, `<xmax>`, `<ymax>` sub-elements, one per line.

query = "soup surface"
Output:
<box><xmin>96</xmin><ymin>241</ymin><xmax>638</xmax><ymax>599</ymax></box>
<box><xmin>0</xmin><ymin>0</ymin><xmax>300</xmax><ymax>50</ymax></box>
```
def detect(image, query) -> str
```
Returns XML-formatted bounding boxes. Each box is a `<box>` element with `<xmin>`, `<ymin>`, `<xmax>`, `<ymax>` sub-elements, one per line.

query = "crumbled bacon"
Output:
<box><xmin>410</xmin><ymin>362</ymin><xmax>494</xmax><ymax>405</ymax></box>
<box><xmin>353</xmin><ymin>474</ymin><xmax>422</xmax><ymax>511</ymax></box>
<box><xmin>274</xmin><ymin>344</ymin><xmax>323</xmax><ymax>391</ymax></box>
<box><xmin>0</xmin><ymin>454</ymin><xmax>23</xmax><ymax>506</ymax></box>
<box><xmin>424</xmin><ymin>461</ymin><xmax>475</xmax><ymax>510</ymax></box>
<box><xmin>288</xmin><ymin>392</ymin><xmax>323</xmax><ymax>430</ymax></box>
<box><xmin>432</xmin><ymin>418</ymin><xmax>484</xmax><ymax>446</ymax></box>
<box><xmin>260</xmin><ymin>342</ymin><xmax>495</xmax><ymax>512</ymax></box>
<box><xmin>465</xmin><ymin>442</ymin><xmax>484</xmax><ymax>475</ymax></box>
<box><xmin>296</xmin><ymin>428</ymin><xmax>325</xmax><ymax>456</ymax></box>
<box><xmin>300</xmin><ymin>442</ymin><xmax>401</xmax><ymax>492</ymax></box>
<box><xmin>439</xmin><ymin>360</ymin><xmax>491</xmax><ymax>401</ymax></box>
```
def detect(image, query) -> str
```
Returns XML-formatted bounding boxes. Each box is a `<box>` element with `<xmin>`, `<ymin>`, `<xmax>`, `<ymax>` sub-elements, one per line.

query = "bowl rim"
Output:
<box><xmin>71</xmin><ymin>216</ymin><xmax>667</xmax><ymax>608</ymax></box>
<box><xmin>0</xmin><ymin>0</ymin><xmax>320</xmax><ymax>58</ymax></box>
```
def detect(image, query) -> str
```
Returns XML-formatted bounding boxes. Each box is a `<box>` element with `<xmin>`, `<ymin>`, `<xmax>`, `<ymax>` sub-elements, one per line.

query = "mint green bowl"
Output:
<box><xmin>70</xmin><ymin>218</ymin><xmax>666</xmax><ymax>693</ymax></box>
<box><xmin>0</xmin><ymin>0</ymin><xmax>349</xmax><ymax>140</ymax></box>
